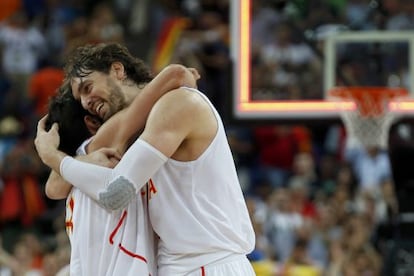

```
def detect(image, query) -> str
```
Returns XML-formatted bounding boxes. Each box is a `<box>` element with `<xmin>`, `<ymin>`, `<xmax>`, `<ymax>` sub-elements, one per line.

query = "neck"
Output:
<box><xmin>122</xmin><ymin>83</ymin><xmax>144</xmax><ymax>106</ymax></box>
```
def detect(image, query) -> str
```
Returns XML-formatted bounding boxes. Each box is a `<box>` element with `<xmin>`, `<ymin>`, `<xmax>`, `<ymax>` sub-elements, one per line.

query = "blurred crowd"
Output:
<box><xmin>0</xmin><ymin>0</ymin><xmax>413</xmax><ymax>275</ymax></box>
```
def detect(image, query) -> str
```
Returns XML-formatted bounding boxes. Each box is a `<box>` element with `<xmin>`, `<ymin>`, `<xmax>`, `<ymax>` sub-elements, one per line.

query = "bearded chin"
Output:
<box><xmin>106</xmin><ymin>89</ymin><xmax>127</xmax><ymax>120</ymax></box>
<box><xmin>106</xmin><ymin>78</ymin><xmax>127</xmax><ymax>121</ymax></box>
<box><xmin>104</xmin><ymin>99</ymin><xmax>124</xmax><ymax>121</ymax></box>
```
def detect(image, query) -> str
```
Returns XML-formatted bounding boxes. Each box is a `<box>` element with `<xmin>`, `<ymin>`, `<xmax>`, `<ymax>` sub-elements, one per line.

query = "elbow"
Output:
<box><xmin>166</xmin><ymin>64</ymin><xmax>192</xmax><ymax>87</ymax></box>
<box><xmin>45</xmin><ymin>185</ymin><xmax>68</xmax><ymax>200</ymax></box>
<box><xmin>44</xmin><ymin>187</ymin><xmax>55</xmax><ymax>200</ymax></box>
<box><xmin>97</xmin><ymin>176</ymin><xmax>137</xmax><ymax>211</ymax></box>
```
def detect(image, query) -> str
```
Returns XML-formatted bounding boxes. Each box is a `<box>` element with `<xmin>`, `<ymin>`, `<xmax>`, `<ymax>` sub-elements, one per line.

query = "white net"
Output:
<box><xmin>330</xmin><ymin>87</ymin><xmax>408</xmax><ymax>149</ymax></box>
<box><xmin>340</xmin><ymin>112</ymin><xmax>396</xmax><ymax>149</ymax></box>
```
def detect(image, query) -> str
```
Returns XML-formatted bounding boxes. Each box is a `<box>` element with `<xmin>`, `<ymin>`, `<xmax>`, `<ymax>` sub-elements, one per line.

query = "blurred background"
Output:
<box><xmin>0</xmin><ymin>0</ymin><xmax>414</xmax><ymax>275</ymax></box>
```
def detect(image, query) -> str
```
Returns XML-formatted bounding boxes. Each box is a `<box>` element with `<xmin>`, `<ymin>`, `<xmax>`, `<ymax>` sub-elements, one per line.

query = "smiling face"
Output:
<box><xmin>65</xmin><ymin>43</ymin><xmax>153</xmax><ymax>120</ymax></box>
<box><xmin>71</xmin><ymin>70</ymin><xmax>127</xmax><ymax>122</ymax></box>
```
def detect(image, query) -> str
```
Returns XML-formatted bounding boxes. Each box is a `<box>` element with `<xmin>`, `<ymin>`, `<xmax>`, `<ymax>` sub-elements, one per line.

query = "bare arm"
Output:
<box><xmin>139</xmin><ymin>89</ymin><xmax>202</xmax><ymax>157</ymax></box>
<box><xmin>89</xmin><ymin>64</ymin><xmax>199</xmax><ymax>154</ymax></box>
<box><xmin>37</xmin><ymin>88</ymin><xmax>212</xmax><ymax>208</ymax></box>
<box><xmin>45</xmin><ymin>170</ymin><xmax>71</xmax><ymax>199</ymax></box>
<box><xmin>44</xmin><ymin>65</ymin><xmax>199</xmax><ymax>199</ymax></box>
<box><xmin>44</xmin><ymin>150</ymin><xmax>121</xmax><ymax>199</ymax></box>
<box><xmin>37</xmin><ymin>88</ymin><xmax>196</xmax><ymax>174</ymax></box>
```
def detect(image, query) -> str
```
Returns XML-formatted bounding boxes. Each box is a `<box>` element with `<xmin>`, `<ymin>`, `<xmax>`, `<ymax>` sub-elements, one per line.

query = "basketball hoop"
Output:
<box><xmin>329</xmin><ymin>86</ymin><xmax>409</xmax><ymax>149</ymax></box>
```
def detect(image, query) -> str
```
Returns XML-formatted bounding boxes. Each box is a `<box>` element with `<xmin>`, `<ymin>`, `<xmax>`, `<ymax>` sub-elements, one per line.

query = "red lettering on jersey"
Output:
<box><xmin>148</xmin><ymin>179</ymin><xmax>157</xmax><ymax>199</ymax></box>
<box><xmin>65</xmin><ymin>196</ymin><xmax>74</xmax><ymax>234</ymax></box>
<box><xmin>65</xmin><ymin>221</ymin><xmax>73</xmax><ymax>231</ymax></box>
<box><xmin>69</xmin><ymin>196</ymin><xmax>74</xmax><ymax>210</ymax></box>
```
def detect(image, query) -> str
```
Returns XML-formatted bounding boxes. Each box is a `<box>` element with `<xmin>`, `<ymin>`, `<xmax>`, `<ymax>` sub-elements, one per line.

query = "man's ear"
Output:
<box><xmin>110</xmin><ymin>62</ymin><xmax>126</xmax><ymax>80</ymax></box>
<box><xmin>84</xmin><ymin>115</ymin><xmax>101</xmax><ymax>135</ymax></box>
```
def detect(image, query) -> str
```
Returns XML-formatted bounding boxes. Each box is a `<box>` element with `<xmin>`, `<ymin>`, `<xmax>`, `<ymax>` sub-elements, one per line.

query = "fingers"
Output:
<box><xmin>37</xmin><ymin>114</ymin><xmax>59</xmax><ymax>134</ymax></box>
<box><xmin>37</xmin><ymin>115</ymin><xmax>48</xmax><ymax>132</ymax></box>
<box><xmin>188</xmin><ymin>68</ymin><xmax>200</xmax><ymax>80</ymax></box>
<box><xmin>108</xmin><ymin>157</ymin><xmax>120</xmax><ymax>168</ymax></box>
<box><xmin>99</xmin><ymin>147</ymin><xmax>122</xmax><ymax>161</ymax></box>
<box><xmin>51</xmin><ymin>122</ymin><xmax>59</xmax><ymax>132</ymax></box>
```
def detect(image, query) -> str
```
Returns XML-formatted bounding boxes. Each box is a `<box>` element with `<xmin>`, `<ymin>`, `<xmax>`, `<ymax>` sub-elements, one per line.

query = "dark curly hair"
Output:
<box><xmin>45</xmin><ymin>80</ymin><xmax>99</xmax><ymax>156</ymax></box>
<box><xmin>64</xmin><ymin>43</ymin><xmax>153</xmax><ymax>86</ymax></box>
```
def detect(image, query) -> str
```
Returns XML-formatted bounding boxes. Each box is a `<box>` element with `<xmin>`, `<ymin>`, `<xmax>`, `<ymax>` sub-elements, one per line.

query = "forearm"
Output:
<box><xmin>45</xmin><ymin>170</ymin><xmax>72</xmax><ymax>200</ymax></box>
<box><xmin>60</xmin><ymin>156</ymin><xmax>112</xmax><ymax>202</ymax></box>
<box><xmin>40</xmin><ymin>149</ymin><xmax>68</xmax><ymax>176</ymax></box>
<box><xmin>60</xmin><ymin>140</ymin><xmax>167</xmax><ymax>210</ymax></box>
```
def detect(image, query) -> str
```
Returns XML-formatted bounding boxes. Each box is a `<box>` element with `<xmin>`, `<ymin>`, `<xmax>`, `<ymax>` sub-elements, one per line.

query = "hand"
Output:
<box><xmin>34</xmin><ymin>115</ymin><xmax>60</xmax><ymax>164</ymax></box>
<box><xmin>187</xmin><ymin>67</ymin><xmax>200</xmax><ymax>81</ymax></box>
<box><xmin>78</xmin><ymin>148</ymin><xmax>121</xmax><ymax>168</ymax></box>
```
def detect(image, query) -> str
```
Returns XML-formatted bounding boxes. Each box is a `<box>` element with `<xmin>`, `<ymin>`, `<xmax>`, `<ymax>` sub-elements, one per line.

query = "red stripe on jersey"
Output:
<box><xmin>69</xmin><ymin>197</ymin><xmax>74</xmax><ymax>210</ymax></box>
<box><xmin>118</xmin><ymin>243</ymin><xmax>148</xmax><ymax>263</ymax></box>
<box><xmin>108</xmin><ymin>210</ymin><xmax>147</xmax><ymax>263</ymax></box>
<box><xmin>109</xmin><ymin>210</ymin><xmax>127</xmax><ymax>244</ymax></box>
<box><xmin>201</xmin><ymin>266</ymin><xmax>205</xmax><ymax>276</ymax></box>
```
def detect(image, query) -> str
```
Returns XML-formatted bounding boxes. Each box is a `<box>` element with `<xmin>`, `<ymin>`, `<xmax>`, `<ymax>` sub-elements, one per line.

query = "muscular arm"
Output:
<box><xmin>40</xmin><ymin>89</ymin><xmax>212</xmax><ymax>209</ymax></box>
<box><xmin>44</xmin><ymin>65</ymin><xmax>198</xmax><ymax>199</ymax></box>
<box><xmin>89</xmin><ymin>64</ymin><xmax>198</xmax><ymax>154</ymax></box>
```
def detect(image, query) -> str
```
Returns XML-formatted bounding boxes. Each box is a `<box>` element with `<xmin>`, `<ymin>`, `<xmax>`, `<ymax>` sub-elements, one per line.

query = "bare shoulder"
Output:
<box><xmin>141</xmin><ymin>88</ymin><xmax>217</xmax><ymax>159</ymax></box>
<box><xmin>143</xmin><ymin>88</ymin><xmax>217</xmax><ymax>159</ymax></box>
<box><xmin>155</xmin><ymin>87</ymin><xmax>205</xmax><ymax>106</ymax></box>
<box><xmin>145</xmin><ymin>87</ymin><xmax>216</xmax><ymax>135</ymax></box>
<box><xmin>151</xmin><ymin>87</ymin><xmax>210</xmax><ymax>118</ymax></box>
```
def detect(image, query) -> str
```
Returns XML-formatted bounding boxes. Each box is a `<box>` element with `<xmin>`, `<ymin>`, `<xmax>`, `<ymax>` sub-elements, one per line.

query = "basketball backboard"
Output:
<box><xmin>231</xmin><ymin>0</ymin><xmax>414</xmax><ymax>120</ymax></box>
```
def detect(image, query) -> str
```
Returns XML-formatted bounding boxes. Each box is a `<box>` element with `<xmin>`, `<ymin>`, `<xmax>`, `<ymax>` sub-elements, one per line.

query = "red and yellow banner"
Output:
<box><xmin>152</xmin><ymin>17</ymin><xmax>189</xmax><ymax>73</ymax></box>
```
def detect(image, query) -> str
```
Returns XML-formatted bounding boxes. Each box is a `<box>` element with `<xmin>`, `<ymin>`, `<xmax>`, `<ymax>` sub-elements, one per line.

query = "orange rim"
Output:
<box><xmin>329</xmin><ymin>86</ymin><xmax>409</xmax><ymax>116</ymax></box>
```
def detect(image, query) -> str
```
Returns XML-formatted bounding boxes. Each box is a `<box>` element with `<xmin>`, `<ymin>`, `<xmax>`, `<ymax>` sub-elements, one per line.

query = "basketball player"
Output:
<box><xmin>35</xmin><ymin>43</ymin><xmax>256</xmax><ymax>275</ymax></box>
<box><xmin>44</xmin><ymin>63</ymin><xmax>199</xmax><ymax>275</ymax></box>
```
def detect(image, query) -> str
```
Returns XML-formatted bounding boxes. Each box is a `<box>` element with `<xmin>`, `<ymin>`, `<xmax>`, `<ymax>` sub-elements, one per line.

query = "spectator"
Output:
<box><xmin>254</xmin><ymin>125</ymin><xmax>312</xmax><ymax>188</ymax></box>
<box><xmin>281</xmin><ymin>238</ymin><xmax>323</xmax><ymax>276</ymax></box>
<box><xmin>0</xmin><ymin>0</ymin><xmax>412</xmax><ymax>274</ymax></box>
<box><xmin>227</xmin><ymin>126</ymin><xmax>256</xmax><ymax>193</ymax></box>
<box><xmin>28</xmin><ymin>60</ymin><xmax>64</xmax><ymax>118</ymax></box>
<box><xmin>0</xmin><ymin>137</ymin><xmax>45</xmax><ymax>251</ymax></box>
<box><xmin>245</xmin><ymin>196</ymin><xmax>279</xmax><ymax>275</ymax></box>
<box><xmin>265</xmin><ymin>188</ymin><xmax>304</xmax><ymax>262</ymax></box>
<box><xmin>0</xmin><ymin>10</ymin><xmax>46</xmax><ymax>114</ymax></box>
<box><xmin>0</xmin><ymin>234</ymin><xmax>43</xmax><ymax>275</ymax></box>
<box><xmin>345</xmin><ymin>143</ymin><xmax>393</xmax><ymax>198</ymax></box>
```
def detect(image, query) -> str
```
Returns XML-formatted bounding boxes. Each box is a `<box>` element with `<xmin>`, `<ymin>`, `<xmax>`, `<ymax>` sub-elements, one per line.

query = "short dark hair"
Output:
<box><xmin>45</xmin><ymin>81</ymin><xmax>98</xmax><ymax>156</ymax></box>
<box><xmin>64</xmin><ymin>43</ymin><xmax>153</xmax><ymax>85</ymax></box>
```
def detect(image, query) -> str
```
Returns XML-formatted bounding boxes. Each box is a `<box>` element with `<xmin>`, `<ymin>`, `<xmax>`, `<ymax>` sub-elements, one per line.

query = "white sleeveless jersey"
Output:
<box><xmin>148</xmin><ymin>88</ymin><xmax>255</xmax><ymax>275</ymax></box>
<box><xmin>65</xmin><ymin>138</ymin><xmax>157</xmax><ymax>276</ymax></box>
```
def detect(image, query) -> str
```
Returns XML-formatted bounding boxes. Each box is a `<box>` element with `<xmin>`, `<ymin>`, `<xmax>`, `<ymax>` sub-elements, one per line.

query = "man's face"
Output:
<box><xmin>71</xmin><ymin>71</ymin><xmax>127</xmax><ymax>121</ymax></box>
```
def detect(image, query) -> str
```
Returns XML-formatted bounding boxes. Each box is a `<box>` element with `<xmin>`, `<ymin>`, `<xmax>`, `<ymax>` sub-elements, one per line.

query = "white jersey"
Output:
<box><xmin>148</xmin><ymin>88</ymin><xmax>255</xmax><ymax>275</ymax></box>
<box><xmin>65</xmin><ymin>139</ymin><xmax>157</xmax><ymax>276</ymax></box>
